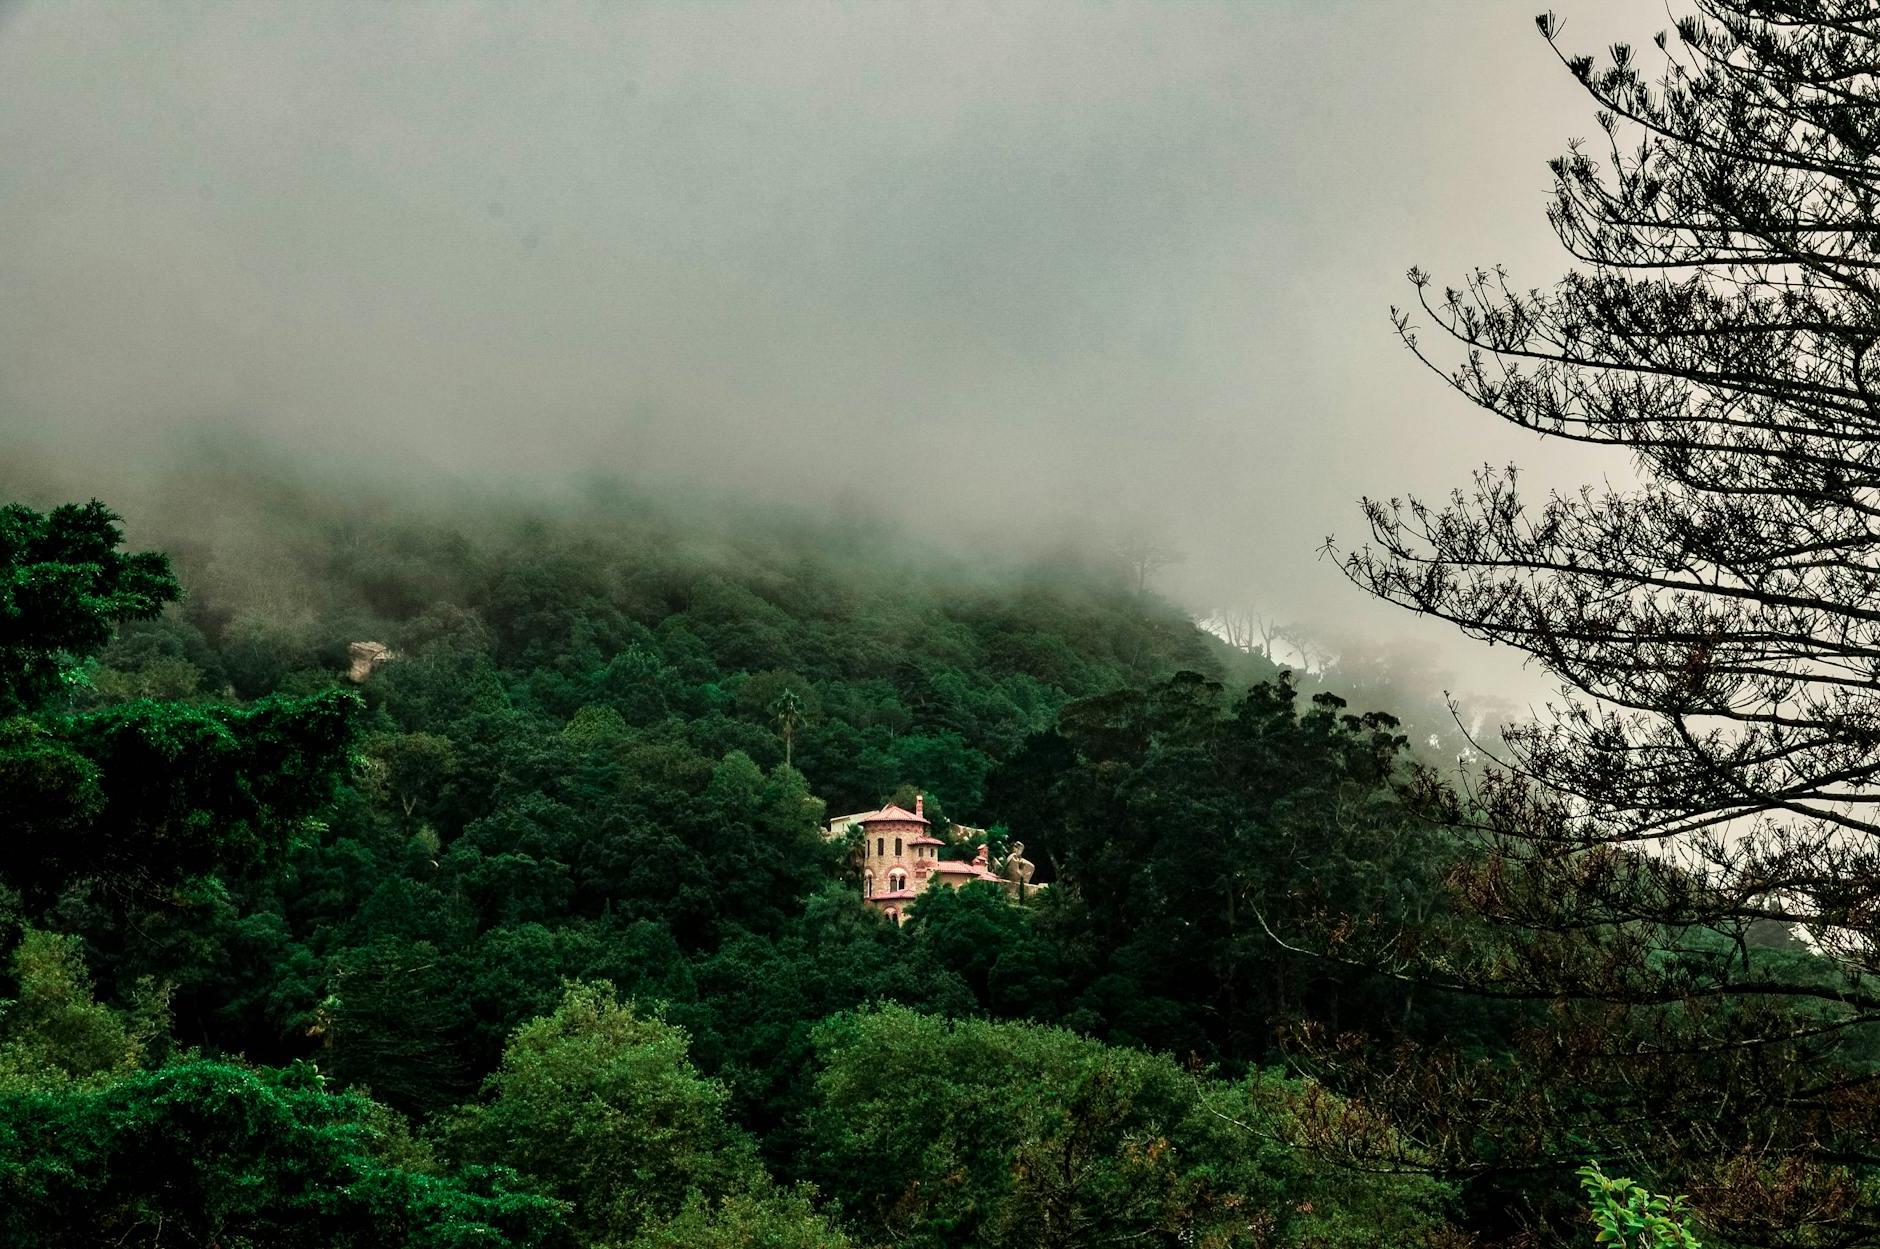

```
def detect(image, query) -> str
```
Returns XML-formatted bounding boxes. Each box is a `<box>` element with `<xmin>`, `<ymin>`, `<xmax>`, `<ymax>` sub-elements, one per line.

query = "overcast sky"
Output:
<box><xmin>0</xmin><ymin>0</ymin><xmax>1655</xmax><ymax>703</ymax></box>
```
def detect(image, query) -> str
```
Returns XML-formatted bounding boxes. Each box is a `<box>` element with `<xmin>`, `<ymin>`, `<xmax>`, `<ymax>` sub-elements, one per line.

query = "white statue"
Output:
<box><xmin>999</xmin><ymin>840</ymin><xmax>1035</xmax><ymax>887</ymax></box>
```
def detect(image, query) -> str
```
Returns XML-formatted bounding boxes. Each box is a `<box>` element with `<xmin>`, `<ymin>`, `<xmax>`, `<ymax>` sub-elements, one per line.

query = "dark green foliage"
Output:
<box><xmin>363</xmin><ymin>730</ymin><xmax>458</xmax><ymax>827</ymax></box>
<box><xmin>984</xmin><ymin>670</ymin><xmax>1456</xmax><ymax>1064</ymax></box>
<box><xmin>44</xmin><ymin>495</ymin><xmax>1252</xmax><ymax>1106</ymax></box>
<box><xmin>804</xmin><ymin>1006</ymin><xmax>1456</xmax><ymax>1249</ymax></box>
<box><xmin>2</xmin><ymin>691</ymin><xmax>360</xmax><ymax>909</ymax></box>
<box><xmin>630</xmin><ymin>1186</ymin><xmax>851</xmax><ymax>1248</ymax></box>
<box><xmin>907</xmin><ymin>882</ymin><xmax>1072</xmax><ymax>1016</ymax></box>
<box><xmin>0</xmin><ymin>498</ymin><xmax>361</xmax><ymax>951</ymax></box>
<box><xmin>0</xmin><ymin>501</ymin><xmax>179</xmax><ymax>716</ymax></box>
<box><xmin>432</xmin><ymin>976</ymin><xmax>861</xmax><ymax>1247</ymax></box>
<box><xmin>0</xmin><ymin>1060</ymin><xmax>564</xmax><ymax>1248</ymax></box>
<box><xmin>327</xmin><ymin>940</ymin><xmax>478</xmax><ymax>1117</ymax></box>
<box><xmin>0</xmin><ymin>488</ymin><xmax>1488</xmax><ymax>1245</ymax></box>
<box><xmin>0</xmin><ymin>928</ymin><xmax>158</xmax><ymax>1092</ymax></box>
<box><xmin>677</xmin><ymin>885</ymin><xmax>976</xmax><ymax>1161</ymax></box>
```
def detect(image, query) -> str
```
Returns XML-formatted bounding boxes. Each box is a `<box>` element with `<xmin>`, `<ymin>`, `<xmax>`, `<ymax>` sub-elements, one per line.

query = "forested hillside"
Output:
<box><xmin>8</xmin><ymin>462</ymin><xmax>1851</xmax><ymax>1248</ymax></box>
<box><xmin>0</xmin><ymin>488</ymin><xmax>1480</xmax><ymax>1248</ymax></box>
<box><xmin>23</xmin><ymin>1</ymin><xmax>1880</xmax><ymax>1244</ymax></box>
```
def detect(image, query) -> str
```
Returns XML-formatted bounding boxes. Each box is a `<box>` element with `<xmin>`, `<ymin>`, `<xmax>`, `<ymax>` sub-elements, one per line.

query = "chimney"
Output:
<box><xmin>915</xmin><ymin>793</ymin><xmax>924</xmax><ymax>819</ymax></box>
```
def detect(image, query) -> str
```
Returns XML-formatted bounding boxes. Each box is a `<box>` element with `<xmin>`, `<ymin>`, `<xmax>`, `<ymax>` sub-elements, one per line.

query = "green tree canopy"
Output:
<box><xmin>0</xmin><ymin>501</ymin><xmax>178</xmax><ymax>716</ymax></box>
<box><xmin>444</xmin><ymin>983</ymin><xmax>767</xmax><ymax>1247</ymax></box>
<box><xmin>1</xmin><ymin>690</ymin><xmax>359</xmax><ymax>908</ymax></box>
<box><xmin>804</xmin><ymin>1005</ymin><xmax>1457</xmax><ymax>1249</ymax></box>
<box><xmin>0</xmin><ymin>1059</ymin><xmax>562</xmax><ymax>1249</ymax></box>
<box><xmin>987</xmin><ymin>671</ymin><xmax>1453</xmax><ymax>1063</ymax></box>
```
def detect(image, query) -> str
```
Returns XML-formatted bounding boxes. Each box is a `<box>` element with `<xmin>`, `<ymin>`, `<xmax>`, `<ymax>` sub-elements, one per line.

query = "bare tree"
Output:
<box><xmin>1207</xmin><ymin>607</ymin><xmax>1259</xmax><ymax>654</ymax></box>
<box><xmin>1270</xmin><ymin>623</ymin><xmax>1337</xmax><ymax>677</ymax></box>
<box><xmin>1113</xmin><ymin>533</ymin><xmax>1185</xmax><ymax>594</ymax></box>
<box><xmin>1204</xmin><ymin>606</ymin><xmax>1283</xmax><ymax>658</ymax></box>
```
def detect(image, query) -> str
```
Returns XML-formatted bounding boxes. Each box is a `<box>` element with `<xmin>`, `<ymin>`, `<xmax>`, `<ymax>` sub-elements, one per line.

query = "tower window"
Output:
<box><xmin>877</xmin><ymin>837</ymin><xmax>884</xmax><ymax>857</ymax></box>
<box><xmin>894</xmin><ymin>837</ymin><xmax>902</xmax><ymax>856</ymax></box>
<box><xmin>889</xmin><ymin>868</ymin><xmax>907</xmax><ymax>892</ymax></box>
<box><xmin>863</xmin><ymin>871</ymin><xmax>874</xmax><ymax>898</ymax></box>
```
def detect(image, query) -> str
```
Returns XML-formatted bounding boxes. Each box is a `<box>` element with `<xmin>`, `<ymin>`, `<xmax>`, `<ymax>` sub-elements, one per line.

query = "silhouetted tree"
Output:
<box><xmin>1114</xmin><ymin>533</ymin><xmax>1184</xmax><ymax>594</ymax></box>
<box><xmin>1336</xmin><ymin>5</ymin><xmax>1880</xmax><ymax>1243</ymax></box>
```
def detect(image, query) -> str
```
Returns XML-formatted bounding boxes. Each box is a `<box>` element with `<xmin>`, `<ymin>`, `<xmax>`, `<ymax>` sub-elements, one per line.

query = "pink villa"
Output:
<box><xmin>831</xmin><ymin>795</ymin><xmax>1002</xmax><ymax>924</ymax></box>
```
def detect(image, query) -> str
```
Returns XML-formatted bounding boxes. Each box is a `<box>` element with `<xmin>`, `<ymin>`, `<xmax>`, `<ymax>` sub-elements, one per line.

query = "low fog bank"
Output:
<box><xmin>1</xmin><ymin>430</ymin><xmax>1174</xmax><ymax>596</ymax></box>
<box><xmin>0</xmin><ymin>434</ymin><xmax>1165</xmax><ymax>630</ymax></box>
<box><xmin>0</xmin><ymin>0</ymin><xmax>1655</xmax><ymax>743</ymax></box>
<box><xmin>0</xmin><ymin>437</ymin><xmax>1526</xmax><ymax>770</ymax></box>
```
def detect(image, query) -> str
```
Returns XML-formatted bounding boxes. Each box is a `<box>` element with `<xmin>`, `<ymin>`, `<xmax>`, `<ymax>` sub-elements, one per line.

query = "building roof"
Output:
<box><xmin>910</xmin><ymin>834</ymin><xmax>946</xmax><ymax>846</ymax></box>
<box><xmin>856</xmin><ymin>803</ymin><xmax>929</xmax><ymax>826</ymax></box>
<box><xmin>932</xmin><ymin>859</ymin><xmax>1001</xmax><ymax>880</ymax></box>
<box><xmin>868</xmin><ymin>889</ymin><xmax>920</xmax><ymax>902</ymax></box>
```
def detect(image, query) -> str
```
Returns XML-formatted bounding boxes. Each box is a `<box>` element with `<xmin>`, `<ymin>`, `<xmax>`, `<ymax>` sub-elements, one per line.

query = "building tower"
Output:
<box><xmin>856</xmin><ymin>793</ymin><xmax>945</xmax><ymax>925</ymax></box>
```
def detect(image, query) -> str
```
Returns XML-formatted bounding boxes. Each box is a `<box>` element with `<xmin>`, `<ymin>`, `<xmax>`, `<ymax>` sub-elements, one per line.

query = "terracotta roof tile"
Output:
<box><xmin>932</xmin><ymin>860</ymin><xmax>1001</xmax><ymax>880</ymax></box>
<box><xmin>857</xmin><ymin>804</ymin><xmax>929</xmax><ymax>826</ymax></box>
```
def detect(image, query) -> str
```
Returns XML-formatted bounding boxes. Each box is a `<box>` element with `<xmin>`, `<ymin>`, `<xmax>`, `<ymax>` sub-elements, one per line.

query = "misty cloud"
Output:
<box><xmin>0</xmin><ymin>0</ymin><xmax>1650</xmax><ymax>711</ymax></box>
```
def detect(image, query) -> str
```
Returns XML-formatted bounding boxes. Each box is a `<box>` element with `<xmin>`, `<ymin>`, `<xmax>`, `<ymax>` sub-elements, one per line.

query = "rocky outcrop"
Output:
<box><xmin>347</xmin><ymin>641</ymin><xmax>396</xmax><ymax>683</ymax></box>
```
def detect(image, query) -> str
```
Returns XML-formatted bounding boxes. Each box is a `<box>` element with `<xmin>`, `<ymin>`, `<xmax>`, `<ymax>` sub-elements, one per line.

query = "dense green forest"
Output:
<box><xmin>15</xmin><ymin>465</ymin><xmax>1839</xmax><ymax>1246</ymax></box>
<box><xmin>20</xmin><ymin>3</ymin><xmax>1880</xmax><ymax>1246</ymax></box>
<box><xmin>2</xmin><ymin>486</ymin><xmax>1500</xmax><ymax>1247</ymax></box>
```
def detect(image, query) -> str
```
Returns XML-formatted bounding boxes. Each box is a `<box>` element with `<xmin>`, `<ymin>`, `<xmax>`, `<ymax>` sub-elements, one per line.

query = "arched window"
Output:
<box><xmin>876</xmin><ymin>837</ymin><xmax>884</xmax><ymax>857</ymax></box>
<box><xmin>888</xmin><ymin>868</ymin><xmax>907</xmax><ymax>893</ymax></box>
<box><xmin>894</xmin><ymin>837</ymin><xmax>902</xmax><ymax>856</ymax></box>
<box><xmin>863</xmin><ymin>870</ymin><xmax>874</xmax><ymax>898</ymax></box>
